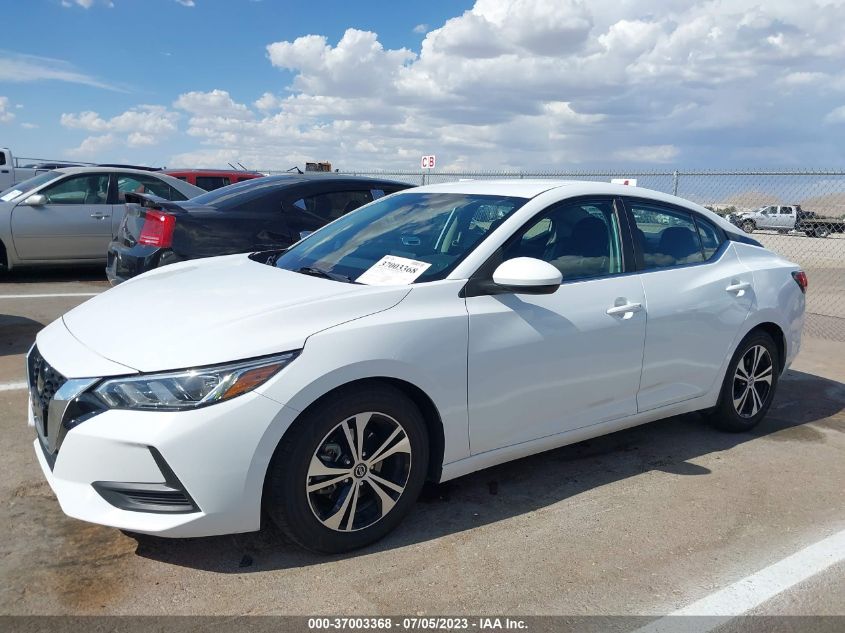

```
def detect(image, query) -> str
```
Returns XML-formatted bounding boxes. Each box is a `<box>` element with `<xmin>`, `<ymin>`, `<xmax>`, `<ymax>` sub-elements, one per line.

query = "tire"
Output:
<box><xmin>814</xmin><ymin>225</ymin><xmax>830</xmax><ymax>238</ymax></box>
<box><xmin>741</xmin><ymin>220</ymin><xmax>755</xmax><ymax>234</ymax></box>
<box><xmin>265</xmin><ymin>383</ymin><xmax>429</xmax><ymax>554</ymax></box>
<box><xmin>709</xmin><ymin>331</ymin><xmax>779</xmax><ymax>432</ymax></box>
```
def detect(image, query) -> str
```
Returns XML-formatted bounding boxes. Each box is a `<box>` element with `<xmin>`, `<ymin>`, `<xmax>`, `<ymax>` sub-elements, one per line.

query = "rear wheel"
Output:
<box><xmin>741</xmin><ymin>220</ymin><xmax>755</xmax><ymax>234</ymax></box>
<box><xmin>265</xmin><ymin>384</ymin><xmax>429</xmax><ymax>553</ymax></box>
<box><xmin>709</xmin><ymin>331</ymin><xmax>779</xmax><ymax>432</ymax></box>
<box><xmin>814</xmin><ymin>225</ymin><xmax>830</xmax><ymax>238</ymax></box>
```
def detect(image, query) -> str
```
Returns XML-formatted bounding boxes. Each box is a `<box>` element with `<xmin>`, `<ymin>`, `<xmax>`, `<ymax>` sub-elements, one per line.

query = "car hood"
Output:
<box><xmin>61</xmin><ymin>254</ymin><xmax>411</xmax><ymax>373</ymax></box>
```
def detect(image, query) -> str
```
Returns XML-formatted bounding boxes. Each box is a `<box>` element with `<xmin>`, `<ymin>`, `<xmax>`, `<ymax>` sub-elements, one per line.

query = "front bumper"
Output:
<box><xmin>31</xmin><ymin>381</ymin><xmax>298</xmax><ymax>537</ymax></box>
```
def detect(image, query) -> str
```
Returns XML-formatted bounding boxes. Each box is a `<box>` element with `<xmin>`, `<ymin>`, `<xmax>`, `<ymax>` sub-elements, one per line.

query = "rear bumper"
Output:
<box><xmin>106</xmin><ymin>243</ymin><xmax>181</xmax><ymax>285</ymax></box>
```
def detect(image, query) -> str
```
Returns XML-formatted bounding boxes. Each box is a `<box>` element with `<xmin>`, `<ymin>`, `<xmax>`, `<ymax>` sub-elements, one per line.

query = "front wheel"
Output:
<box><xmin>742</xmin><ymin>220</ymin><xmax>755</xmax><ymax>234</ymax></box>
<box><xmin>265</xmin><ymin>384</ymin><xmax>429</xmax><ymax>553</ymax></box>
<box><xmin>709</xmin><ymin>331</ymin><xmax>779</xmax><ymax>432</ymax></box>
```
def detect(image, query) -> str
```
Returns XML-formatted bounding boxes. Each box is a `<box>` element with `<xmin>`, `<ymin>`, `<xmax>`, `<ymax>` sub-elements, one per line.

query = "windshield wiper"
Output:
<box><xmin>295</xmin><ymin>266</ymin><xmax>355</xmax><ymax>283</ymax></box>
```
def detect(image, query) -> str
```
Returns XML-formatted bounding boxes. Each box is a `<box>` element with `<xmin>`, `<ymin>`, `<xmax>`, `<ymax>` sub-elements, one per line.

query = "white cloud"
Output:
<box><xmin>254</xmin><ymin>92</ymin><xmax>284</xmax><ymax>111</ymax></box>
<box><xmin>62</xmin><ymin>0</ymin><xmax>114</xmax><ymax>8</ymax></box>
<box><xmin>21</xmin><ymin>122</ymin><xmax>39</xmax><ymax>129</ymax></box>
<box><xmin>0</xmin><ymin>52</ymin><xmax>121</xmax><ymax>91</ymax></box>
<box><xmin>175</xmin><ymin>0</ymin><xmax>196</xmax><ymax>6</ymax></box>
<box><xmin>412</xmin><ymin>24</ymin><xmax>428</xmax><ymax>34</ymax></box>
<box><xmin>0</xmin><ymin>96</ymin><xmax>15</xmax><ymax>123</ymax></box>
<box><xmin>127</xmin><ymin>132</ymin><xmax>157</xmax><ymax>147</ymax></box>
<box><xmin>61</xmin><ymin>105</ymin><xmax>179</xmax><ymax>135</ymax></box>
<box><xmin>61</xmin><ymin>105</ymin><xmax>179</xmax><ymax>155</ymax></box>
<box><xmin>174</xmin><ymin>89</ymin><xmax>252</xmax><ymax>119</ymax></box>
<box><xmin>613</xmin><ymin>145</ymin><xmax>680</xmax><ymax>163</ymax></box>
<box><xmin>824</xmin><ymin>105</ymin><xmax>845</xmax><ymax>124</ymax></box>
<box><xmin>67</xmin><ymin>134</ymin><xmax>117</xmax><ymax>158</ymax></box>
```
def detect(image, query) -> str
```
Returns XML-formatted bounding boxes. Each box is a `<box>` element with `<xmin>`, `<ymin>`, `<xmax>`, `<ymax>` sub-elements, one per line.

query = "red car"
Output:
<box><xmin>162</xmin><ymin>169</ymin><xmax>264</xmax><ymax>191</ymax></box>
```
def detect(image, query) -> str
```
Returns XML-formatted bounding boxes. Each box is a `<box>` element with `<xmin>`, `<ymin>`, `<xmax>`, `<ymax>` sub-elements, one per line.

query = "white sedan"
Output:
<box><xmin>27</xmin><ymin>180</ymin><xmax>806</xmax><ymax>553</ymax></box>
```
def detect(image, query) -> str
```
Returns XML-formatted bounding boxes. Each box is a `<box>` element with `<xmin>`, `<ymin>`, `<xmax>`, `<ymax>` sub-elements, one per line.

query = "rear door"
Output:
<box><xmin>11</xmin><ymin>172</ymin><xmax>112</xmax><ymax>260</ymax></box>
<box><xmin>623</xmin><ymin>197</ymin><xmax>753</xmax><ymax>411</ymax></box>
<box><xmin>776</xmin><ymin>206</ymin><xmax>795</xmax><ymax>230</ymax></box>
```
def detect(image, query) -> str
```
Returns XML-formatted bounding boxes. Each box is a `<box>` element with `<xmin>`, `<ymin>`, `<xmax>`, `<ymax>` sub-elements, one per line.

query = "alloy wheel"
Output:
<box><xmin>306</xmin><ymin>412</ymin><xmax>412</xmax><ymax>532</ymax></box>
<box><xmin>732</xmin><ymin>344</ymin><xmax>774</xmax><ymax>418</ymax></box>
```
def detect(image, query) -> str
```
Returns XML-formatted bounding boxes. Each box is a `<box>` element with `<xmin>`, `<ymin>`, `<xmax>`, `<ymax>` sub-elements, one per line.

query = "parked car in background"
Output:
<box><xmin>29</xmin><ymin>181</ymin><xmax>805</xmax><ymax>553</ymax></box>
<box><xmin>163</xmin><ymin>169</ymin><xmax>264</xmax><ymax>191</ymax></box>
<box><xmin>731</xmin><ymin>204</ymin><xmax>844</xmax><ymax>237</ymax></box>
<box><xmin>0</xmin><ymin>167</ymin><xmax>204</xmax><ymax>271</ymax></box>
<box><xmin>0</xmin><ymin>148</ymin><xmax>86</xmax><ymax>189</ymax></box>
<box><xmin>106</xmin><ymin>174</ymin><xmax>411</xmax><ymax>284</ymax></box>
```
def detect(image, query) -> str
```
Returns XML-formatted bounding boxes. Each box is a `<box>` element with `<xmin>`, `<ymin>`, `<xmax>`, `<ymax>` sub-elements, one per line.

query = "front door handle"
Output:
<box><xmin>90</xmin><ymin>212</ymin><xmax>109</xmax><ymax>220</ymax></box>
<box><xmin>606</xmin><ymin>302</ymin><xmax>643</xmax><ymax>317</ymax></box>
<box><xmin>726</xmin><ymin>281</ymin><xmax>751</xmax><ymax>295</ymax></box>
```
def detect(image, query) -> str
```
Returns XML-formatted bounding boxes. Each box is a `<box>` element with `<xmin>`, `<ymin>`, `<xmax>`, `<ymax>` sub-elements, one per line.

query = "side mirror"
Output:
<box><xmin>23</xmin><ymin>194</ymin><xmax>47</xmax><ymax>206</ymax></box>
<box><xmin>491</xmin><ymin>257</ymin><xmax>561</xmax><ymax>295</ymax></box>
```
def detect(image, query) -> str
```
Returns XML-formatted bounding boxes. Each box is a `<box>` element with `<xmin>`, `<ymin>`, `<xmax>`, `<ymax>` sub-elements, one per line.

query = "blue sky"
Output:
<box><xmin>1</xmin><ymin>0</ymin><xmax>844</xmax><ymax>171</ymax></box>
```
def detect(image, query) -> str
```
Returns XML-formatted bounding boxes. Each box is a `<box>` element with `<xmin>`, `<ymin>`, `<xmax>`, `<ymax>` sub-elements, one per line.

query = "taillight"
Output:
<box><xmin>792</xmin><ymin>270</ymin><xmax>808</xmax><ymax>294</ymax></box>
<box><xmin>138</xmin><ymin>210</ymin><xmax>175</xmax><ymax>247</ymax></box>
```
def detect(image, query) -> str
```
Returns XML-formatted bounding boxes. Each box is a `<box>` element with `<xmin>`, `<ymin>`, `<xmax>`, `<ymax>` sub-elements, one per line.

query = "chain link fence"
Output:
<box><xmin>318</xmin><ymin>169</ymin><xmax>845</xmax><ymax>341</ymax></box>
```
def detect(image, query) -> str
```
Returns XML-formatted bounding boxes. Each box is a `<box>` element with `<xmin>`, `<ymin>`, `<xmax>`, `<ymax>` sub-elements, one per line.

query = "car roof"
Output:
<box><xmin>236</xmin><ymin>173</ymin><xmax>411</xmax><ymax>186</ymax></box>
<box><xmin>163</xmin><ymin>169</ymin><xmax>263</xmax><ymax>176</ymax></box>
<box><xmin>52</xmin><ymin>166</ymin><xmax>166</xmax><ymax>176</ymax></box>
<box><xmin>407</xmin><ymin>179</ymin><xmax>742</xmax><ymax>235</ymax></box>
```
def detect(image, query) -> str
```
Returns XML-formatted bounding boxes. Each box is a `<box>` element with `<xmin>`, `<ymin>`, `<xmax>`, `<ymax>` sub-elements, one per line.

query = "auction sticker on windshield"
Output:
<box><xmin>356</xmin><ymin>255</ymin><xmax>432</xmax><ymax>286</ymax></box>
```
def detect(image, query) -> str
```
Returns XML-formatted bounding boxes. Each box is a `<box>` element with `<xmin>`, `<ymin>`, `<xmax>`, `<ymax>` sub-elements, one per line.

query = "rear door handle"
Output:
<box><xmin>726</xmin><ymin>281</ymin><xmax>751</xmax><ymax>294</ymax></box>
<box><xmin>90</xmin><ymin>212</ymin><xmax>109</xmax><ymax>220</ymax></box>
<box><xmin>606</xmin><ymin>302</ymin><xmax>643</xmax><ymax>317</ymax></box>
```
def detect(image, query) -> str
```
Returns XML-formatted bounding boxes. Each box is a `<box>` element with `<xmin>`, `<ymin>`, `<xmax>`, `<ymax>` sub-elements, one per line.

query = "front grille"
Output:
<box><xmin>27</xmin><ymin>346</ymin><xmax>67</xmax><ymax>439</ymax></box>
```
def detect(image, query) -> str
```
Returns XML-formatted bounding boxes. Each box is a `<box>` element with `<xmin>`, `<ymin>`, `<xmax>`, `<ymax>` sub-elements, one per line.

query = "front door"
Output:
<box><xmin>466</xmin><ymin>197</ymin><xmax>647</xmax><ymax>454</ymax></box>
<box><xmin>622</xmin><ymin>198</ymin><xmax>753</xmax><ymax>411</ymax></box>
<box><xmin>11</xmin><ymin>172</ymin><xmax>112</xmax><ymax>260</ymax></box>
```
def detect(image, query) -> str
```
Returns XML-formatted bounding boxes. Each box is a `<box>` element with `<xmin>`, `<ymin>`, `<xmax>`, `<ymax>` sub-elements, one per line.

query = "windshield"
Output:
<box><xmin>189</xmin><ymin>177</ymin><xmax>283</xmax><ymax>208</ymax></box>
<box><xmin>274</xmin><ymin>192</ymin><xmax>527</xmax><ymax>284</ymax></box>
<box><xmin>0</xmin><ymin>171</ymin><xmax>60</xmax><ymax>201</ymax></box>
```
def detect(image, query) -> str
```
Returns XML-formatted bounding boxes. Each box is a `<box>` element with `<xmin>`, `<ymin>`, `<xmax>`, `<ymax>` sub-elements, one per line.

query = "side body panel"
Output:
<box><xmin>636</xmin><ymin>245</ymin><xmax>754</xmax><ymax>411</ymax></box>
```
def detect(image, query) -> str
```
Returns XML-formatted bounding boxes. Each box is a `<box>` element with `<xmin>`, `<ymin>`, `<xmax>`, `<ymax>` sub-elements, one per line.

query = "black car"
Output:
<box><xmin>106</xmin><ymin>174</ymin><xmax>411</xmax><ymax>284</ymax></box>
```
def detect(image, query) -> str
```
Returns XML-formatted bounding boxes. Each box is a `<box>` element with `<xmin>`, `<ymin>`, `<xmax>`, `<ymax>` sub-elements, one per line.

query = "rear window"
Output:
<box><xmin>195</xmin><ymin>176</ymin><xmax>231</xmax><ymax>190</ymax></box>
<box><xmin>189</xmin><ymin>177</ymin><xmax>286</xmax><ymax>211</ymax></box>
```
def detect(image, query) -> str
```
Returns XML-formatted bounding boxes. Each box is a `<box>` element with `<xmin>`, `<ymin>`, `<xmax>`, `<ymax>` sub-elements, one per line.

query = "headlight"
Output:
<box><xmin>92</xmin><ymin>351</ymin><xmax>299</xmax><ymax>411</ymax></box>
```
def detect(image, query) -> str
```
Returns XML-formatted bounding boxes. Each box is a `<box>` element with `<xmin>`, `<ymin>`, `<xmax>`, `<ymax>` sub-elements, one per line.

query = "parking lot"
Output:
<box><xmin>1</xmin><ymin>264</ymin><xmax>843</xmax><ymax>621</ymax></box>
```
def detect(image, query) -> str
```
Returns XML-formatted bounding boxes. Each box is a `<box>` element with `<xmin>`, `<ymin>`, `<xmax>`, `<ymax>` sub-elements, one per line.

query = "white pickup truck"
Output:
<box><xmin>0</xmin><ymin>148</ymin><xmax>83</xmax><ymax>191</ymax></box>
<box><xmin>730</xmin><ymin>204</ymin><xmax>844</xmax><ymax>238</ymax></box>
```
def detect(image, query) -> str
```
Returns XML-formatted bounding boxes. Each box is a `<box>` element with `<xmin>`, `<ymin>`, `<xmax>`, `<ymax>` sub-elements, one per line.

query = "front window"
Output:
<box><xmin>41</xmin><ymin>173</ymin><xmax>109</xmax><ymax>205</ymax></box>
<box><xmin>274</xmin><ymin>192</ymin><xmax>527</xmax><ymax>284</ymax></box>
<box><xmin>502</xmin><ymin>199</ymin><xmax>623</xmax><ymax>281</ymax></box>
